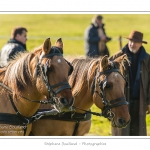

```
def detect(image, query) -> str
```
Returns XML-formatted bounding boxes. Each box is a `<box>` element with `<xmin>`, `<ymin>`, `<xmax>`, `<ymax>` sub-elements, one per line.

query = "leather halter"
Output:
<box><xmin>35</xmin><ymin>46</ymin><xmax>72</xmax><ymax>105</ymax></box>
<box><xmin>94</xmin><ymin>66</ymin><xmax>128</xmax><ymax>120</ymax></box>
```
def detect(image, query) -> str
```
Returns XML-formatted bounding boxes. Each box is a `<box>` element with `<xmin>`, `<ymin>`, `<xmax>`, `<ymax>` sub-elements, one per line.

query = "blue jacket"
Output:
<box><xmin>84</xmin><ymin>23</ymin><xmax>110</xmax><ymax>57</ymax></box>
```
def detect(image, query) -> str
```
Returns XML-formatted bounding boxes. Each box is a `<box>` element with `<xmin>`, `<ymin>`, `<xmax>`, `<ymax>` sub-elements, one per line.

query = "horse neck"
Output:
<box><xmin>4</xmin><ymin>54</ymin><xmax>45</xmax><ymax>117</ymax></box>
<box><xmin>72</xmin><ymin>61</ymin><xmax>97</xmax><ymax>113</ymax></box>
<box><xmin>12</xmin><ymin>87</ymin><xmax>44</xmax><ymax>117</ymax></box>
<box><xmin>0</xmin><ymin>84</ymin><xmax>41</xmax><ymax>118</ymax></box>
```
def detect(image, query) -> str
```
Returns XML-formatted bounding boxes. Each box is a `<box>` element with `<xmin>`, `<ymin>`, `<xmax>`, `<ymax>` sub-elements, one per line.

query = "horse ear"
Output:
<box><xmin>119</xmin><ymin>54</ymin><xmax>127</xmax><ymax>60</ymax></box>
<box><xmin>55</xmin><ymin>38</ymin><xmax>63</xmax><ymax>54</ymax></box>
<box><xmin>100</xmin><ymin>55</ymin><xmax>109</xmax><ymax>71</ymax></box>
<box><xmin>42</xmin><ymin>38</ymin><xmax>51</xmax><ymax>54</ymax></box>
<box><xmin>113</xmin><ymin>54</ymin><xmax>131</xmax><ymax>74</ymax></box>
<box><xmin>114</xmin><ymin>54</ymin><xmax>130</xmax><ymax>66</ymax></box>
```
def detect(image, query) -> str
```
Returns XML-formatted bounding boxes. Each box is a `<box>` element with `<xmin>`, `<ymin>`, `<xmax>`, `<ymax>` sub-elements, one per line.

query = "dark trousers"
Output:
<box><xmin>129</xmin><ymin>99</ymin><xmax>139</xmax><ymax>136</ymax></box>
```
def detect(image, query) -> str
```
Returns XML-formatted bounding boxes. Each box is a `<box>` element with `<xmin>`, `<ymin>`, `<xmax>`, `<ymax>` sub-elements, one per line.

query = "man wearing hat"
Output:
<box><xmin>84</xmin><ymin>15</ymin><xmax>111</xmax><ymax>57</ymax></box>
<box><xmin>110</xmin><ymin>30</ymin><xmax>150</xmax><ymax>136</ymax></box>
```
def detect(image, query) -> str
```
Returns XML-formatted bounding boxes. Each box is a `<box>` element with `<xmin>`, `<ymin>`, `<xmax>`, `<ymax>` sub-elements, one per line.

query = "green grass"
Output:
<box><xmin>89</xmin><ymin>105</ymin><xmax>150</xmax><ymax>136</ymax></box>
<box><xmin>0</xmin><ymin>14</ymin><xmax>150</xmax><ymax>136</ymax></box>
<box><xmin>1</xmin><ymin>14</ymin><xmax>150</xmax><ymax>55</ymax></box>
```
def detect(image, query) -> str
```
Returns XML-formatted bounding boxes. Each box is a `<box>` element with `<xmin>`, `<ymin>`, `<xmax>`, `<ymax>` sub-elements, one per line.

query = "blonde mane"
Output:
<box><xmin>66</xmin><ymin>56</ymin><xmax>101</xmax><ymax>96</ymax></box>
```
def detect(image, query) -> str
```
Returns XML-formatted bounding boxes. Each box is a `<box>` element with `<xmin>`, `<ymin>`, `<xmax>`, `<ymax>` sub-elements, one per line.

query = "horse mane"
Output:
<box><xmin>66</xmin><ymin>56</ymin><xmax>101</xmax><ymax>96</ymax></box>
<box><xmin>2</xmin><ymin>51</ymin><xmax>36</xmax><ymax>92</ymax></box>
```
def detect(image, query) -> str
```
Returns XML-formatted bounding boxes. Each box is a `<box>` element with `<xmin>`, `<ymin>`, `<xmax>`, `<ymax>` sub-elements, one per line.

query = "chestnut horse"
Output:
<box><xmin>0</xmin><ymin>38</ymin><xmax>74</xmax><ymax>136</ymax></box>
<box><xmin>31</xmin><ymin>54</ymin><xmax>130</xmax><ymax>136</ymax></box>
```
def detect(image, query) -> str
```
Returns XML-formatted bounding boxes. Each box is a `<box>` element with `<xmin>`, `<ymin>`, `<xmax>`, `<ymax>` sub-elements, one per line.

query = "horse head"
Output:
<box><xmin>33</xmin><ymin>38</ymin><xmax>74</xmax><ymax>113</ymax></box>
<box><xmin>93</xmin><ymin>54</ymin><xmax>130</xmax><ymax>128</ymax></box>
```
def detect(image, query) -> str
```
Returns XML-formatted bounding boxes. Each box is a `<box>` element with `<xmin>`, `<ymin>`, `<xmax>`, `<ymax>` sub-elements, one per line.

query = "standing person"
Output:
<box><xmin>110</xmin><ymin>30</ymin><xmax>150</xmax><ymax>136</ymax></box>
<box><xmin>0</xmin><ymin>27</ymin><xmax>28</xmax><ymax>67</ymax></box>
<box><xmin>84</xmin><ymin>15</ymin><xmax>111</xmax><ymax>57</ymax></box>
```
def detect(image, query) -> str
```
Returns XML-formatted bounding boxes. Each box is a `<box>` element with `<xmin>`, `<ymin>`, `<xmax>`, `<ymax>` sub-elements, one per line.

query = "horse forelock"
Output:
<box><xmin>4</xmin><ymin>52</ymin><xmax>34</xmax><ymax>92</ymax></box>
<box><xmin>113</xmin><ymin>56</ymin><xmax>130</xmax><ymax>75</ymax></box>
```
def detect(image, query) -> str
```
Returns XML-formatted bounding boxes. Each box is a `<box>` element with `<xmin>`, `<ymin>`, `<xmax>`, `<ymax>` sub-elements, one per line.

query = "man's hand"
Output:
<box><xmin>146</xmin><ymin>105</ymin><xmax>150</xmax><ymax>114</ymax></box>
<box><xmin>100</xmin><ymin>36</ymin><xmax>107</xmax><ymax>42</ymax></box>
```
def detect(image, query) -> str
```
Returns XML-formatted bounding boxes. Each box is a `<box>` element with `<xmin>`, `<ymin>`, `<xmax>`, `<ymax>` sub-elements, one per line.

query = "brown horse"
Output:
<box><xmin>31</xmin><ymin>54</ymin><xmax>131</xmax><ymax>136</ymax></box>
<box><xmin>0</xmin><ymin>38</ymin><xmax>74</xmax><ymax>136</ymax></box>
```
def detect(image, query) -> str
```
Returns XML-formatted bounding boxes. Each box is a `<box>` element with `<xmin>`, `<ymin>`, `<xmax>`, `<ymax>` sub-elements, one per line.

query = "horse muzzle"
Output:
<box><xmin>111</xmin><ymin>118</ymin><xmax>131</xmax><ymax>128</ymax></box>
<box><xmin>54</xmin><ymin>97</ymin><xmax>74</xmax><ymax>113</ymax></box>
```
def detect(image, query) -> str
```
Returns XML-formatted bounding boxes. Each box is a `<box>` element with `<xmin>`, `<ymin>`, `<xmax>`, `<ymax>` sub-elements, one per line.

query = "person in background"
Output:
<box><xmin>110</xmin><ymin>30</ymin><xmax>150</xmax><ymax>136</ymax></box>
<box><xmin>84</xmin><ymin>15</ymin><xmax>111</xmax><ymax>57</ymax></box>
<box><xmin>0</xmin><ymin>27</ymin><xmax>28</xmax><ymax>67</ymax></box>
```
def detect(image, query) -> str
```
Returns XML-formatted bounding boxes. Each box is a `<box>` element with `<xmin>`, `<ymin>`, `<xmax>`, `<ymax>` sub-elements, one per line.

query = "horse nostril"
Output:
<box><xmin>118</xmin><ymin>118</ymin><xmax>126</xmax><ymax>126</ymax></box>
<box><xmin>60</xmin><ymin>98</ymin><xmax>68</xmax><ymax>106</ymax></box>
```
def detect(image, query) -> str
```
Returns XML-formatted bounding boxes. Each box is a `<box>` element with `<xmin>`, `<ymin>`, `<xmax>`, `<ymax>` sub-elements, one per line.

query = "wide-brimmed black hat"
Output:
<box><xmin>124</xmin><ymin>30</ymin><xmax>147</xmax><ymax>44</ymax></box>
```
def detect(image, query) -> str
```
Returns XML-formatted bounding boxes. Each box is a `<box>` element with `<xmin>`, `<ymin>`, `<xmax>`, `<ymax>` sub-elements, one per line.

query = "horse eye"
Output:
<box><xmin>106</xmin><ymin>83</ymin><xmax>112</xmax><ymax>88</ymax></box>
<box><xmin>47</xmin><ymin>67</ymin><xmax>53</xmax><ymax>72</ymax></box>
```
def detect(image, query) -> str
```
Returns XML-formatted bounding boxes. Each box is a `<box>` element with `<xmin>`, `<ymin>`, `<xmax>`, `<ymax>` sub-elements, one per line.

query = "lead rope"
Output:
<box><xmin>72</xmin><ymin>106</ymin><xmax>103</xmax><ymax>117</ymax></box>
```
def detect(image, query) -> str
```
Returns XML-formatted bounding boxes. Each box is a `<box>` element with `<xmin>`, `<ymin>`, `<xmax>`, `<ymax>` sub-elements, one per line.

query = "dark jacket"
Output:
<box><xmin>84</xmin><ymin>23</ymin><xmax>110</xmax><ymax>57</ymax></box>
<box><xmin>109</xmin><ymin>45</ymin><xmax>150</xmax><ymax>136</ymax></box>
<box><xmin>0</xmin><ymin>39</ymin><xmax>27</xmax><ymax>67</ymax></box>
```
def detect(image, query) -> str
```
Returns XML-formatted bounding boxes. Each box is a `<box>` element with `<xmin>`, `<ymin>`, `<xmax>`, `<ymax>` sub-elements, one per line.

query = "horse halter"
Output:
<box><xmin>95</xmin><ymin>64</ymin><xmax>128</xmax><ymax>120</ymax></box>
<box><xmin>35</xmin><ymin>46</ymin><xmax>73</xmax><ymax>106</ymax></box>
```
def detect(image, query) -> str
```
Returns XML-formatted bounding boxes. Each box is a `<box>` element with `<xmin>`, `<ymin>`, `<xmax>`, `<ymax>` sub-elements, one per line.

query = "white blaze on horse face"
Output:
<box><xmin>115</xmin><ymin>73</ymin><xmax>118</xmax><ymax>77</ymax></box>
<box><xmin>57</xmin><ymin>59</ymin><xmax>61</xmax><ymax>63</ymax></box>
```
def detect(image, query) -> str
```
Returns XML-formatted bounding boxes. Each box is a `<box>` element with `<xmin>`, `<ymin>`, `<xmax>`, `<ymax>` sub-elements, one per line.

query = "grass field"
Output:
<box><xmin>0</xmin><ymin>14</ymin><xmax>150</xmax><ymax>136</ymax></box>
